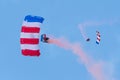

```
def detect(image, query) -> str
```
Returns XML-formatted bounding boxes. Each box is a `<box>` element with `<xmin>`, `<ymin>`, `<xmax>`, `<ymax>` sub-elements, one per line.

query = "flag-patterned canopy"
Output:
<box><xmin>20</xmin><ymin>15</ymin><xmax>44</xmax><ymax>56</ymax></box>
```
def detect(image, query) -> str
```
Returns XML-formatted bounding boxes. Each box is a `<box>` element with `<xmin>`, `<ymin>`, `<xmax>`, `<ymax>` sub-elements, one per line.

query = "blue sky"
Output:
<box><xmin>0</xmin><ymin>0</ymin><xmax>120</xmax><ymax>80</ymax></box>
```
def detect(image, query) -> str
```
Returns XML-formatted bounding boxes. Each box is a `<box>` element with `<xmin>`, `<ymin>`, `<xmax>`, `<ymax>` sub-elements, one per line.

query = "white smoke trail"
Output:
<box><xmin>47</xmin><ymin>37</ymin><xmax>108</xmax><ymax>80</ymax></box>
<box><xmin>79</xmin><ymin>24</ymin><xmax>88</xmax><ymax>40</ymax></box>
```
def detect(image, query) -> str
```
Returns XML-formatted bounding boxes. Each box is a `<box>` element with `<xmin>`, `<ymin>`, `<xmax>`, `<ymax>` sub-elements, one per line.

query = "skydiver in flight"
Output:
<box><xmin>86</xmin><ymin>38</ymin><xmax>90</xmax><ymax>42</ymax></box>
<box><xmin>41</xmin><ymin>34</ymin><xmax>49</xmax><ymax>43</ymax></box>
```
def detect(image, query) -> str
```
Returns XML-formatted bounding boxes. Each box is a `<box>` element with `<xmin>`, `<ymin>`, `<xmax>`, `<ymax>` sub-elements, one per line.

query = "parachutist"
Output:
<box><xmin>44</xmin><ymin>37</ymin><xmax>49</xmax><ymax>43</ymax></box>
<box><xmin>41</xmin><ymin>34</ymin><xmax>49</xmax><ymax>43</ymax></box>
<box><xmin>86</xmin><ymin>38</ymin><xmax>90</xmax><ymax>41</ymax></box>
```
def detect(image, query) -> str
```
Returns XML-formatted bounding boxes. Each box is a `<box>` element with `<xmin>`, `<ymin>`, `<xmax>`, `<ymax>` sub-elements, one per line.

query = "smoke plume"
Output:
<box><xmin>47</xmin><ymin>37</ymin><xmax>108</xmax><ymax>80</ymax></box>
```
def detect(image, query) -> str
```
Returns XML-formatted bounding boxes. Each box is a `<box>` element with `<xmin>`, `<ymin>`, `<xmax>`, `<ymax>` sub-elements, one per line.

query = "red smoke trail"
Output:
<box><xmin>47</xmin><ymin>37</ymin><xmax>107</xmax><ymax>80</ymax></box>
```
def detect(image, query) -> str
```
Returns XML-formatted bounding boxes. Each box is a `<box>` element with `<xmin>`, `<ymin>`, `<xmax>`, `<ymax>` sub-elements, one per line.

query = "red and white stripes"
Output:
<box><xmin>20</xmin><ymin>22</ymin><xmax>41</xmax><ymax>56</ymax></box>
<box><xmin>96</xmin><ymin>31</ymin><xmax>101</xmax><ymax>44</ymax></box>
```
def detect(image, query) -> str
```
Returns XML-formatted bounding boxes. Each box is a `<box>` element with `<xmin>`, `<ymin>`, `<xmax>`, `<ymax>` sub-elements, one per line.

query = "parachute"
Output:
<box><xmin>96</xmin><ymin>31</ymin><xmax>101</xmax><ymax>44</ymax></box>
<box><xmin>20</xmin><ymin>15</ymin><xmax>44</xmax><ymax>56</ymax></box>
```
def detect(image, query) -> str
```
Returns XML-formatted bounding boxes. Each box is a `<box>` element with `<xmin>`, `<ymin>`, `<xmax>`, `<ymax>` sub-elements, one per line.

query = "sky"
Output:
<box><xmin>0</xmin><ymin>0</ymin><xmax>120</xmax><ymax>80</ymax></box>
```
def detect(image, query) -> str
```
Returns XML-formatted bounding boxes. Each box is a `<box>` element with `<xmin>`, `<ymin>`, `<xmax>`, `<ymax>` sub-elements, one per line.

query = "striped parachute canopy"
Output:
<box><xmin>96</xmin><ymin>31</ymin><xmax>101</xmax><ymax>44</ymax></box>
<box><xmin>20</xmin><ymin>15</ymin><xmax>44</xmax><ymax>56</ymax></box>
